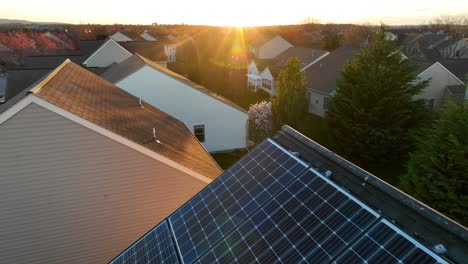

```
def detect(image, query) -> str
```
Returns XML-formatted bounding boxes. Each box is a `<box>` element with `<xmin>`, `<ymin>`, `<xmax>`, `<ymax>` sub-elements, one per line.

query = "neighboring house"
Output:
<box><xmin>110</xmin><ymin>31</ymin><xmax>134</xmax><ymax>42</ymax></box>
<box><xmin>101</xmin><ymin>54</ymin><xmax>249</xmax><ymax>152</ymax></box>
<box><xmin>44</xmin><ymin>31</ymin><xmax>74</xmax><ymax>50</ymax></box>
<box><xmin>83</xmin><ymin>38</ymin><xmax>172</xmax><ymax>68</ymax></box>
<box><xmin>306</xmin><ymin>46</ymin><xmax>466</xmax><ymax>117</ymax></box>
<box><xmin>161</xmin><ymin>37</ymin><xmax>177</xmax><ymax>62</ymax></box>
<box><xmin>414</xmin><ymin>61</ymin><xmax>467</xmax><ymax>109</ymax></box>
<box><xmin>140</xmin><ymin>30</ymin><xmax>157</xmax><ymax>41</ymax></box>
<box><xmin>249</xmin><ymin>35</ymin><xmax>293</xmax><ymax>59</ymax></box>
<box><xmin>0</xmin><ymin>43</ymin><xmax>18</xmax><ymax>65</ymax></box>
<box><xmin>111</xmin><ymin>125</ymin><xmax>466</xmax><ymax>264</ymax></box>
<box><xmin>247</xmin><ymin>47</ymin><xmax>329</xmax><ymax>95</ymax></box>
<box><xmin>404</xmin><ymin>31</ymin><xmax>468</xmax><ymax>59</ymax></box>
<box><xmin>83</xmin><ymin>38</ymin><xmax>133</xmax><ymax>67</ymax></box>
<box><xmin>305</xmin><ymin>45</ymin><xmax>360</xmax><ymax>117</ymax></box>
<box><xmin>385</xmin><ymin>31</ymin><xmax>398</xmax><ymax>41</ymax></box>
<box><xmin>0</xmin><ymin>60</ymin><xmax>221</xmax><ymax>264</ymax></box>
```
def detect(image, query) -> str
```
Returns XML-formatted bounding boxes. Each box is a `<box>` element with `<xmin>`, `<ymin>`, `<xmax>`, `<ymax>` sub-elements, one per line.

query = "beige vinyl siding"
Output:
<box><xmin>0</xmin><ymin>103</ymin><xmax>207</xmax><ymax>264</ymax></box>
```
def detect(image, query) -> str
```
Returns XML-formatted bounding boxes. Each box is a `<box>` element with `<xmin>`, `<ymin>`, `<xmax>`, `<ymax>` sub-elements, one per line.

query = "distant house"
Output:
<box><xmin>306</xmin><ymin>45</ymin><xmax>467</xmax><ymax>117</ymax></box>
<box><xmin>82</xmin><ymin>38</ymin><xmax>133</xmax><ymax>67</ymax></box>
<box><xmin>83</xmin><ymin>38</ymin><xmax>173</xmax><ymax>68</ymax></box>
<box><xmin>384</xmin><ymin>31</ymin><xmax>398</xmax><ymax>41</ymax></box>
<box><xmin>110</xmin><ymin>125</ymin><xmax>465</xmax><ymax>264</ymax></box>
<box><xmin>249</xmin><ymin>35</ymin><xmax>293</xmax><ymax>59</ymax></box>
<box><xmin>414</xmin><ymin>60</ymin><xmax>467</xmax><ymax>110</ymax></box>
<box><xmin>247</xmin><ymin>47</ymin><xmax>329</xmax><ymax>95</ymax></box>
<box><xmin>0</xmin><ymin>60</ymin><xmax>221</xmax><ymax>263</ymax></box>
<box><xmin>101</xmin><ymin>54</ymin><xmax>249</xmax><ymax>152</ymax></box>
<box><xmin>140</xmin><ymin>30</ymin><xmax>157</xmax><ymax>41</ymax></box>
<box><xmin>404</xmin><ymin>31</ymin><xmax>468</xmax><ymax>59</ymax></box>
<box><xmin>305</xmin><ymin>45</ymin><xmax>360</xmax><ymax>117</ymax></box>
<box><xmin>110</xmin><ymin>31</ymin><xmax>134</xmax><ymax>42</ymax></box>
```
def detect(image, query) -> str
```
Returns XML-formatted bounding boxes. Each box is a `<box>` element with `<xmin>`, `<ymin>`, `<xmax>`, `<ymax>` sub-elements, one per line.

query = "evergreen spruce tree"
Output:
<box><xmin>325</xmin><ymin>26</ymin><xmax>430</xmax><ymax>168</ymax></box>
<box><xmin>272</xmin><ymin>58</ymin><xmax>308</xmax><ymax>130</ymax></box>
<box><xmin>401</xmin><ymin>101</ymin><xmax>468</xmax><ymax>226</ymax></box>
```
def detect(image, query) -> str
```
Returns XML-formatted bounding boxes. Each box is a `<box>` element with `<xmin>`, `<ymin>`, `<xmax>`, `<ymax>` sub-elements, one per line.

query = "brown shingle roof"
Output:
<box><xmin>28</xmin><ymin>60</ymin><xmax>222</xmax><ymax>179</ymax></box>
<box><xmin>101</xmin><ymin>54</ymin><xmax>247</xmax><ymax>114</ymax></box>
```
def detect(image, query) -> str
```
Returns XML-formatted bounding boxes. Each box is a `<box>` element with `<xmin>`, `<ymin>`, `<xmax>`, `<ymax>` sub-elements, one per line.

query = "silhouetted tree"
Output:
<box><xmin>400</xmin><ymin>101</ymin><xmax>468</xmax><ymax>226</ymax></box>
<box><xmin>326</xmin><ymin>26</ymin><xmax>430</xmax><ymax>169</ymax></box>
<box><xmin>272</xmin><ymin>58</ymin><xmax>308</xmax><ymax>130</ymax></box>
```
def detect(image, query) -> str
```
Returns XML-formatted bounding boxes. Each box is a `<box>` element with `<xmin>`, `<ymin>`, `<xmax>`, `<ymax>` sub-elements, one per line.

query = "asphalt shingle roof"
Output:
<box><xmin>3</xmin><ymin>60</ymin><xmax>222</xmax><ymax>179</ymax></box>
<box><xmin>305</xmin><ymin>45</ymin><xmax>360</xmax><ymax>95</ymax></box>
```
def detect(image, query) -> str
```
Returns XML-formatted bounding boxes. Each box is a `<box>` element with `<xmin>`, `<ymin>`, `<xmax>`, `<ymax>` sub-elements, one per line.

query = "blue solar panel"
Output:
<box><xmin>111</xmin><ymin>138</ymin><xmax>449</xmax><ymax>264</ymax></box>
<box><xmin>169</xmin><ymin>139</ymin><xmax>308</xmax><ymax>263</ymax></box>
<box><xmin>110</xmin><ymin>221</ymin><xmax>179</xmax><ymax>264</ymax></box>
<box><xmin>335</xmin><ymin>219</ymin><xmax>448</xmax><ymax>264</ymax></box>
<box><xmin>195</xmin><ymin>169</ymin><xmax>380</xmax><ymax>263</ymax></box>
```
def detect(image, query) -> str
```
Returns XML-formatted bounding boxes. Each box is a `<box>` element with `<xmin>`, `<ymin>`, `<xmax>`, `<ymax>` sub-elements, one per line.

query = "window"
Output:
<box><xmin>194</xmin><ymin>125</ymin><xmax>205</xmax><ymax>142</ymax></box>
<box><xmin>426</xmin><ymin>98</ymin><xmax>435</xmax><ymax>110</ymax></box>
<box><xmin>262</xmin><ymin>79</ymin><xmax>272</xmax><ymax>90</ymax></box>
<box><xmin>323</xmin><ymin>97</ymin><xmax>331</xmax><ymax>110</ymax></box>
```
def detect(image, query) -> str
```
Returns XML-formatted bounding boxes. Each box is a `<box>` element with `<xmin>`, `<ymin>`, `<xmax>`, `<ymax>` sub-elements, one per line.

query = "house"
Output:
<box><xmin>140</xmin><ymin>30</ymin><xmax>157</xmax><ymax>41</ymax></box>
<box><xmin>0</xmin><ymin>60</ymin><xmax>221</xmax><ymax>263</ymax></box>
<box><xmin>101</xmin><ymin>54</ymin><xmax>249</xmax><ymax>152</ymax></box>
<box><xmin>110</xmin><ymin>125</ymin><xmax>466</xmax><ymax>264</ymax></box>
<box><xmin>414</xmin><ymin>60</ymin><xmax>467</xmax><ymax>110</ymax></box>
<box><xmin>305</xmin><ymin>45</ymin><xmax>360</xmax><ymax>117</ymax></box>
<box><xmin>110</xmin><ymin>31</ymin><xmax>134</xmax><ymax>42</ymax></box>
<box><xmin>306</xmin><ymin>46</ymin><xmax>467</xmax><ymax>117</ymax></box>
<box><xmin>83</xmin><ymin>38</ymin><xmax>173</xmax><ymax>68</ymax></box>
<box><xmin>247</xmin><ymin>47</ymin><xmax>329</xmax><ymax>95</ymax></box>
<box><xmin>404</xmin><ymin>31</ymin><xmax>468</xmax><ymax>59</ymax></box>
<box><xmin>249</xmin><ymin>34</ymin><xmax>294</xmax><ymax>59</ymax></box>
<box><xmin>82</xmin><ymin>38</ymin><xmax>133</xmax><ymax>68</ymax></box>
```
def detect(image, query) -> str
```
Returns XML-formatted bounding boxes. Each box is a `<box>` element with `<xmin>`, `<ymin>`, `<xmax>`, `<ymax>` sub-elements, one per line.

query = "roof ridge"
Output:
<box><xmin>135</xmin><ymin>54</ymin><xmax>247</xmax><ymax>114</ymax></box>
<box><xmin>29</xmin><ymin>59</ymin><xmax>71</xmax><ymax>94</ymax></box>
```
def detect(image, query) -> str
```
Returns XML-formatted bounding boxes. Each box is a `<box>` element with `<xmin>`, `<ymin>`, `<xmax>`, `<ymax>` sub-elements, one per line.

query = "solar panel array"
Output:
<box><xmin>110</xmin><ymin>221</ymin><xmax>179</xmax><ymax>264</ymax></box>
<box><xmin>110</xmin><ymin>139</ymin><xmax>448</xmax><ymax>264</ymax></box>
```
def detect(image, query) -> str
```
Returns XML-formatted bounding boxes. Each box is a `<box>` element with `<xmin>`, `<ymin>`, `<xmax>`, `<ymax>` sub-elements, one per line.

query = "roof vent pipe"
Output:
<box><xmin>325</xmin><ymin>170</ymin><xmax>332</xmax><ymax>178</ymax></box>
<box><xmin>153</xmin><ymin>128</ymin><xmax>161</xmax><ymax>143</ymax></box>
<box><xmin>433</xmin><ymin>244</ymin><xmax>447</xmax><ymax>255</ymax></box>
<box><xmin>139</xmin><ymin>98</ymin><xmax>144</xmax><ymax>108</ymax></box>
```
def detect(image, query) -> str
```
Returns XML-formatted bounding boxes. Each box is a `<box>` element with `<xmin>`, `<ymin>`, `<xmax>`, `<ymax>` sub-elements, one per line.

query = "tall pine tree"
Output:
<box><xmin>272</xmin><ymin>58</ymin><xmax>308</xmax><ymax>130</ymax></box>
<box><xmin>401</xmin><ymin>101</ymin><xmax>468</xmax><ymax>226</ymax></box>
<box><xmin>325</xmin><ymin>26</ymin><xmax>430</xmax><ymax>168</ymax></box>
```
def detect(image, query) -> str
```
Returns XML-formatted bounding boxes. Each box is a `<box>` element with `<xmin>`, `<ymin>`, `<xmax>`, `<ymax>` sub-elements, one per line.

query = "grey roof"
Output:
<box><xmin>119</xmin><ymin>41</ymin><xmax>167</xmax><ymax>61</ymax></box>
<box><xmin>446</xmin><ymin>85</ymin><xmax>467</xmax><ymax>104</ymax></box>
<box><xmin>274</xmin><ymin>125</ymin><xmax>468</xmax><ymax>264</ymax></box>
<box><xmin>4</xmin><ymin>69</ymin><xmax>51</xmax><ymax>101</ymax></box>
<box><xmin>305</xmin><ymin>45</ymin><xmax>361</xmax><ymax>95</ymax></box>
<box><xmin>440</xmin><ymin>59</ymin><xmax>468</xmax><ymax>83</ymax></box>
<box><xmin>101</xmin><ymin>54</ymin><xmax>247</xmax><ymax>114</ymax></box>
<box><xmin>273</xmin><ymin>47</ymin><xmax>328</xmax><ymax>68</ymax></box>
<box><xmin>6</xmin><ymin>40</ymin><xmax>104</xmax><ymax>70</ymax></box>
<box><xmin>413</xmin><ymin>59</ymin><xmax>437</xmax><ymax>75</ymax></box>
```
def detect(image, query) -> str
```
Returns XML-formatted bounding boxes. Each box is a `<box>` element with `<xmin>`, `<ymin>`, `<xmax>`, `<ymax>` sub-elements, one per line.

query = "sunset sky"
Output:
<box><xmin>1</xmin><ymin>0</ymin><xmax>467</xmax><ymax>26</ymax></box>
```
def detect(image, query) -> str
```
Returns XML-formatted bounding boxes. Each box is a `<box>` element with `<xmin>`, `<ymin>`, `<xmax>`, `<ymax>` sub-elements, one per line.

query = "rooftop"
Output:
<box><xmin>1</xmin><ymin>60</ymin><xmax>222</xmax><ymax>179</ymax></box>
<box><xmin>110</xmin><ymin>125</ymin><xmax>467</xmax><ymax>264</ymax></box>
<box><xmin>101</xmin><ymin>54</ymin><xmax>247</xmax><ymax>114</ymax></box>
<box><xmin>305</xmin><ymin>45</ymin><xmax>361</xmax><ymax>95</ymax></box>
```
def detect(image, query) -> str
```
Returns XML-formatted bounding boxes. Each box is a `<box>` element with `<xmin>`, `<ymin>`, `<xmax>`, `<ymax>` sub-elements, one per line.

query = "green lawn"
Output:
<box><xmin>212</xmin><ymin>152</ymin><xmax>244</xmax><ymax>170</ymax></box>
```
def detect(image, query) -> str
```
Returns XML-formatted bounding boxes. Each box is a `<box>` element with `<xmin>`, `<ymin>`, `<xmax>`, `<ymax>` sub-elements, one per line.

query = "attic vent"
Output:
<box><xmin>153</xmin><ymin>128</ymin><xmax>160</xmax><ymax>143</ymax></box>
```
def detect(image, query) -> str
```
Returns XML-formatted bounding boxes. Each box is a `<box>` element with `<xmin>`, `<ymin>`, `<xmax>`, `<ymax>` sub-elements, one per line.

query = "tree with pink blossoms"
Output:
<box><xmin>248</xmin><ymin>101</ymin><xmax>273</xmax><ymax>143</ymax></box>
